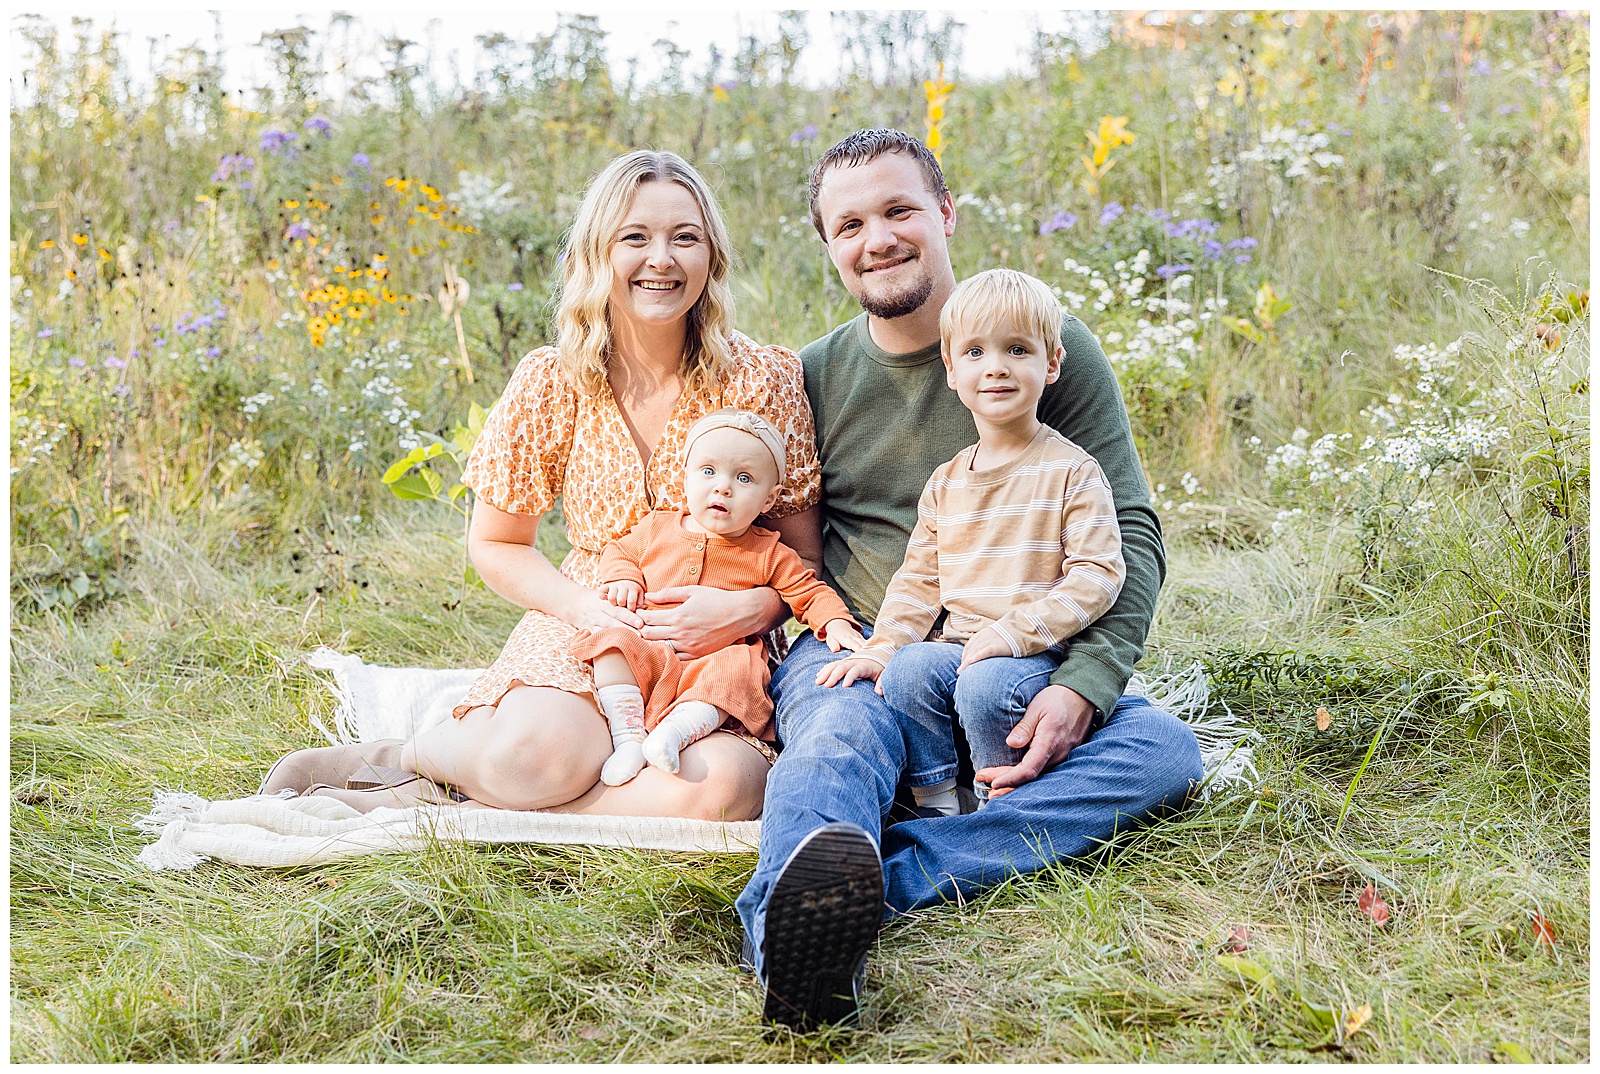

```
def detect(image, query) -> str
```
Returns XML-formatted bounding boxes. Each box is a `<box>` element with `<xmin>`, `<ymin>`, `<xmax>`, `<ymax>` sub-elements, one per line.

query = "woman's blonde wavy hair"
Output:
<box><xmin>554</xmin><ymin>150</ymin><xmax>736</xmax><ymax>397</ymax></box>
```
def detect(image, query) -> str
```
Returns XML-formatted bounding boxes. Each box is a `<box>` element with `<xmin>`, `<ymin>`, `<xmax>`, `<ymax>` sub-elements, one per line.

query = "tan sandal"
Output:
<box><xmin>344</xmin><ymin>763</ymin><xmax>467</xmax><ymax>804</ymax></box>
<box><xmin>258</xmin><ymin>739</ymin><xmax>404</xmax><ymax>796</ymax></box>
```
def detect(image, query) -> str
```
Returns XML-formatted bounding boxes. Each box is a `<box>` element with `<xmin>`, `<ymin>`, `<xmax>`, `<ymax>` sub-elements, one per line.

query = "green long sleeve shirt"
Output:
<box><xmin>799</xmin><ymin>311</ymin><xmax>1164</xmax><ymax>719</ymax></box>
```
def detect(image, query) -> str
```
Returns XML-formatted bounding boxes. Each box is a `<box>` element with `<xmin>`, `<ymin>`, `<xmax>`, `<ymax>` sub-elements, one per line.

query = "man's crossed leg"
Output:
<box><xmin>737</xmin><ymin>630</ymin><xmax>1203</xmax><ymax>1029</ymax></box>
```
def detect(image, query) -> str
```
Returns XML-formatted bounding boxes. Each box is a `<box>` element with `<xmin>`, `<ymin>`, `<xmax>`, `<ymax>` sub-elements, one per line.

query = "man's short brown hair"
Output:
<box><xmin>807</xmin><ymin>128</ymin><xmax>950</xmax><ymax>239</ymax></box>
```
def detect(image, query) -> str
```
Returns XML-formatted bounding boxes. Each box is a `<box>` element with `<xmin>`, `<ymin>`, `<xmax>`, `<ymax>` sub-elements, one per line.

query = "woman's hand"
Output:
<box><xmin>816</xmin><ymin>656</ymin><xmax>885</xmax><ymax>691</ymax></box>
<box><xmin>565</xmin><ymin>589</ymin><xmax>646</xmax><ymax>635</ymax></box>
<box><xmin>600</xmin><ymin>580</ymin><xmax>645</xmax><ymax>611</ymax></box>
<box><xmin>638</xmin><ymin>585</ymin><xmax>786</xmax><ymax>659</ymax></box>
<box><xmin>957</xmin><ymin>625</ymin><xmax>1013</xmax><ymax>672</ymax></box>
<box><xmin>821</xmin><ymin>619</ymin><xmax>867</xmax><ymax>653</ymax></box>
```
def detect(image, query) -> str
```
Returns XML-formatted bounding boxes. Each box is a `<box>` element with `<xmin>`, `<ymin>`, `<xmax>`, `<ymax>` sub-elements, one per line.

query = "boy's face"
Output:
<box><xmin>683</xmin><ymin>427</ymin><xmax>781</xmax><ymax>537</ymax></box>
<box><xmin>943</xmin><ymin>320</ymin><xmax>1063</xmax><ymax>428</ymax></box>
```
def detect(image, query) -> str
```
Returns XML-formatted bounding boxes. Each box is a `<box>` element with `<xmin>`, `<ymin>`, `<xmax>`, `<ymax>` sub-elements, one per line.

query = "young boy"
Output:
<box><xmin>573</xmin><ymin>408</ymin><xmax>865</xmax><ymax>786</ymax></box>
<box><xmin>818</xmin><ymin>268</ymin><xmax>1126</xmax><ymax>815</ymax></box>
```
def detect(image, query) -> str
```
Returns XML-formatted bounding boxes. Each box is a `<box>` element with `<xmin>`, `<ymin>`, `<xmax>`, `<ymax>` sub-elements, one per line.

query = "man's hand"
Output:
<box><xmin>639</xmin><ymin>585</ymin><xmax>780</xmax><ymax>659</ymax></box>
<box><xmin>821</xmin><ymin>619</ymin><xmax>867</xmax><ymax>653</ymax></box>
<box><xmin>973</xmin><ymin>684</ymin><xmax>1096</xmax><ymax>797</ymax></box>
<box><xmin>815</xmin><ymin>656</ymin><xmax>885</xmax><ymax>690</ymax></box>
<box><xmin>956</xmin><ymin>625</ymin><xmax>1012</xmax><ymax>672</ymax></box>
<box><xmin>600</xmin><ymin>580</ymin><xmax>644</xmax><ymax>611</ymax></box>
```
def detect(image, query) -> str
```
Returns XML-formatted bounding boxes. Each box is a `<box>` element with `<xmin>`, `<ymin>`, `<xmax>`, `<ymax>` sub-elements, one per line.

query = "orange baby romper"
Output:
<box><xmin>569</xmin><ymin>510</ymin><xmax>854</xmax><ymax>741</ymax></box>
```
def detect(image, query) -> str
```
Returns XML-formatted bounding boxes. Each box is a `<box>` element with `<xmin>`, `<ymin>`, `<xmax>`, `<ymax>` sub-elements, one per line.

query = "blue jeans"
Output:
<box><xmin>735</xmin><ymin>630</ymin><xmax>1203</xmax><ymax>974</ymax></box>
<box><xmin>879</xmin><ymin>641</ymin><xmax>1062</xmax><ymax>800</ymax></box>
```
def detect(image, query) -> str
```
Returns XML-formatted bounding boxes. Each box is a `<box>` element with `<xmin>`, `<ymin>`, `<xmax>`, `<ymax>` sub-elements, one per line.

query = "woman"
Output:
<box><xmin>263</xmin><ymin>150</ymin><xmax>821</xmax><ymax>820</ymax></box>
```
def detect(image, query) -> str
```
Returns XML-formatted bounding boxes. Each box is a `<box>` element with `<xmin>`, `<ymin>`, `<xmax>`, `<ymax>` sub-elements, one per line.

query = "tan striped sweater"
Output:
<box><xmin>855</xmin><ymin>427</ymin><xmax>1126</xmax><ymax>665</ymax></box>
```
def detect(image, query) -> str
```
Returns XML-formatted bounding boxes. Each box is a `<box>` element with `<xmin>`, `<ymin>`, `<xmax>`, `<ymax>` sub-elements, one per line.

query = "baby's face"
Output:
<box><xmin>683</xmin><ymin>427</ymin><xmax>781</xmax><ymax>537</ymax></box>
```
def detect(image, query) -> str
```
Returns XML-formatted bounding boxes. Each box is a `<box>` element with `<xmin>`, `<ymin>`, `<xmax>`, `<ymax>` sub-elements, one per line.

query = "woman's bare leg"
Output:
<box><xmin>549</xmin><ymin>731</ymin><xmax>770</xmax><ymax>821</ymax></box>
<box><xmin>399</xmin><ymin>685</ymin><xmax>612</xmax><ymax>810</ymax></box>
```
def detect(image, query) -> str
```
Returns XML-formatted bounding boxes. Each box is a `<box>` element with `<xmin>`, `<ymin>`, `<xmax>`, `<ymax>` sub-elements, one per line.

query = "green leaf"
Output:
<box><xmin>1224</xmin><ymin>316</ymin><xmax>1266</xmax><ymax>343</ymax></box>
<box><xmin>448</xmin><ymin>483</ymin><xmax>468</xmax><ymax>502</ymax></box>
<box><xmin>463</xmin><ymin>564</ymin><xmax>482</xmax><ymax>587</ymax></box>
<box><xmin>468</xmin><ymin>401</ymin><xmax>489</xmax><ymax>438</ymax></box>
<box><xmin>1215</xmin><ymin>954</ymin><xmax>1278</xmax><ymax>991</ymax></box>
<box><xmin>389</xmin><ymin>474</ymin><xmax>439</xmax><ymax>501</ymax></box>
<box><xmin>420</xmin><ymin>467</ymin><xmax>444</xmax><ymax>498</ymax></box>
<box><xmin>70</xmin><ymin>572</ymin><xmax>91</xmax><ymax>599</ymax></box>
<box><xmin>381</xmin><ymin>445</ymin><xmax>430</xmax><ymax>484</ymax></box>
<box><xmin>1301</xmin><ymin>998</ymin><xmax>1337</xmax><ymax>1030</ymax></box>
<box><xmin>1496</xmin><ymin>1041</ymin><xmax>1534</xmax><ymax>1063</ymax></box>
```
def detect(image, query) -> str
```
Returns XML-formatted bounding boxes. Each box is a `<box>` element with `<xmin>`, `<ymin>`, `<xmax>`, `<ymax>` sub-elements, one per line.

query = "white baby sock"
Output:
<box><xmin>911</xmin><ymin>777</ymin><xmax>961</xmax><ymax>817</ymax></box>
<box><xmin>597</xmin><ymin>684</ymin><xmax>648</xmax><ymax>786</ymax></box>
<box><xmin>641</xmin><ymin>700</ymin><xmax>724</xmax><ymax>775</ymax></box>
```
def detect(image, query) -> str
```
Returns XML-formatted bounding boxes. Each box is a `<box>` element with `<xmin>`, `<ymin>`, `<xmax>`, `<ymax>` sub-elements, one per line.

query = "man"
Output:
<box><xmin>736</xmin><ymin>128</ymin><xmax>1203</xmax><ymax>1031</ymax></box>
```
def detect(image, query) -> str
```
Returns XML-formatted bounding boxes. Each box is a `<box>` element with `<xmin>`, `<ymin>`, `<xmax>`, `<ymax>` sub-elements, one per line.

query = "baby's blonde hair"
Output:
<box><xmin>554</xmin><ymin>150</ymin><xmax>737</xmax><ymax>397</ymax></box>
<box><xmin>940</xmin><ymin>268</ymin><xmax>1064</xmax><ymax>363</ymax></box>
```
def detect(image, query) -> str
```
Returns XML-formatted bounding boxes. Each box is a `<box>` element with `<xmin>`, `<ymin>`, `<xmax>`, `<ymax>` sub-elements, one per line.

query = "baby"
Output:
<box><xmin>820</xmin><ymin>268</ymin><xmax>1126</xmax><ymax>815</ymax></box>
<box><xmin>572</xmin><ymin>408</ymin><xmax>866</xmax><ymax>786</ymax></box>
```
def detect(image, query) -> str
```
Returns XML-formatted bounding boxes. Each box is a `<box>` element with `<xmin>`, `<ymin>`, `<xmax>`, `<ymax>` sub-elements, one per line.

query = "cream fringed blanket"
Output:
<box><xmin>134</xmin><ymin>647</ymin><xmax>1257</xmax><ymax>871</ymax></box>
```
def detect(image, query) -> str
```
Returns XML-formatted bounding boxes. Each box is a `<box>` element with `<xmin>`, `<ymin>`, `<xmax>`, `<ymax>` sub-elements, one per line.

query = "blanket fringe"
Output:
<box><xmin>1129</xmin><ymin>655</ymin><xmax>1260</xmax><ymax>800</ymax></box>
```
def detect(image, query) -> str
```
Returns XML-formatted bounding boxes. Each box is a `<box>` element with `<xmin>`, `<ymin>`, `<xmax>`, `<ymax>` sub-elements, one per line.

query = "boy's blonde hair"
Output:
<box><xmin>939</xmin><ymin>268</ymin><xmax>1064</xmax><ymax>363</ymax></box>
<box><xmin>554</xmin><ymin>150</ymin><xmax>737</xmax><ymax>398</ymax></box>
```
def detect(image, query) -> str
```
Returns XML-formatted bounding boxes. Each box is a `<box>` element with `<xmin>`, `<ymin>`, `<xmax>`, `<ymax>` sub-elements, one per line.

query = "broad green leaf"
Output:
<box><xmin>1224</xmin><ymin>316</ymin><xmax>1265</xmax><ymax>343</ymax></box>
<box><xmin>1496</xmin><ymin>1041</ymin><xmax>1534</xmax><ymax>1063</ymax></box>
<box><xmin>381</xmin><ymin>445</ymin><xmax>430</xmax><ymax>484</ymax></box>
<box><xmin>1300</xmin><ymin>998</ymin><xmax>1337</xmax><ymax>1030</ymax></box>
<box><xmin>448</xmin><ymin>483</ymin><xmax>468</xmax><ymax>502</ymax></box>
<box><xmin>388</xmin><ymin>474</ymin><xmax>438</xmax><ymax>501</ymax></box>
<box><xmin>464</xmin><ymin>564</ymin><xmax>482</xmax><ymax>586</ymax></box>
<box><xmin>468</xmin><ymin>401</ymin><xmax>489</xmax><ymax>438</ymax></box>
<box><xmin>420</xmin><ymin>467</ymin><xmax>444</xmax><ymax>498</ymax></box>
<box><xmin>1215</xmin><ymin>954</ymin><xmax>1277</xmax><ymax>991</ymax></box>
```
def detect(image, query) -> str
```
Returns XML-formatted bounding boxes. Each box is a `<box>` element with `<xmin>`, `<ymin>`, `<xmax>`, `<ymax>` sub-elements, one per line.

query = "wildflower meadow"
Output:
<box><xmin>10</xmin><ymin>10</ymin><xmax>1589</xmax><ymax>1062</ymax></box>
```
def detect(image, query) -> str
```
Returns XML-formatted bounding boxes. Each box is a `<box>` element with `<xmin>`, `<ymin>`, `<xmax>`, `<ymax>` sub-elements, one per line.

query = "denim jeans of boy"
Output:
<box><xmin>735</xmin><ymin>630</ymin><xmax>1204</xmax><ymax>976</ymax></box>
<box><xmin>877</xmin><ymin>641</ymin><xmax>1062</xmax><ymax>801</ymax></box>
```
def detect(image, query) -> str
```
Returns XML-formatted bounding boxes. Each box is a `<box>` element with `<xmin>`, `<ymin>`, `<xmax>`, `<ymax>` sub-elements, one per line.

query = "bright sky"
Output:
<box><xmin>9</xmin><ymin>4</ymin><xmax>1110</xmax><ymax>99</ymax></box>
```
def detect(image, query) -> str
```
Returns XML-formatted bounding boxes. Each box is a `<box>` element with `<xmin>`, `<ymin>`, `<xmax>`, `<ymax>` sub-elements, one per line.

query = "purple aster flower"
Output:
<box><xmin>284</xmin><ymin>221</ymin><xmax>312</xmax><ymax>241</ymax></box>
<box><xmin>154</xmin><ymin>337</ymin><xmax>167</xmax><ymax>348</ymax></box>
<box><xmin>351</xmin><ymin>152</ymin><xmax>371</xmax><ymax>170</ymax></box>
<box><xmin>259</xmin><ymin>129</ymin><xmax>297</xmax><ymax>156</ymax></box>
<box><xmin>36</xmin><ymin>328</ymin><xmax>54</xmax><ymax>338</ymax></box>
<box><xmin>789</xmin><ymin>124</ymin><xmax>819</xmax><ymax>144</ymax></box>
<box><xmin>716</xmin><ymin>79</ymin><xmax>740</xmax><ymax>93</ymax></box>
<box><xmin>1203</xmin><ymin>238</ymin><xmax>1223</xmax><ymax>260</ymax></box>
<box><xmin>1226</xmin><ymin>237</ymin><xmax>1258</xmax><ymax>250</ymax></box>
<box><xmin>104</xmin><ymin>355</ymin><xmax>127</xmax><ymax>369</ymax></box>
<box><xmin>206</xmin><ymin>346</ymin><xmax>222</xmax><ymax>358</ymax></box>
<box><xmin>507</xmin><ymin>282</ymin><xmax>524</xmax><ymax>291</ymax></box>
<box><xmin>1099</xmin><ymin>202</ymin><xmax>1125</xmax><ymax>226</ymax></box>
<box><xmin>1471</xmin><ymin>58</ymin><xmax>1492</xmax><ymax>77</ymax></box>
<box><xmin>1497</xmin><ymin>104</ymin><xmax>1522</xmax><ymax>115</ymax></box>
<box><xmin>1154</xmin><ymin>263</ymin><xmax>1192</xmax><ymax>280</ymax></box>
<box><xmin>304</xmin><ymin>115</ymin><xmax>333</xmax><ymax>134</ymax></box>
<box><xmin>115</xmin><ymin>384</ymin><xmax>131</xmax><ymax>397</ymax></box>
<box><xmin>68</xmin><ymin>357</ymin><xmax>86</xmax><ymax>367</ymax></box>
<box><xmin>1039</xmin><ymin>210</ymin><xmax>1078</xmax><ymax>235</ymax></box>
<box><xmin>210</xmin><ymin>152</ymin><xmax>256</xmax><ymax>182</ymax></box>
<box><xmin>1234</xmin><ymin>254</ymin><xmax>1252</xmax><ymax>264</ymax></box>
<box><xmin>1144</xmin><ymin>206</ymin><xmax>1171</xmax><ymax>222</ymax></box>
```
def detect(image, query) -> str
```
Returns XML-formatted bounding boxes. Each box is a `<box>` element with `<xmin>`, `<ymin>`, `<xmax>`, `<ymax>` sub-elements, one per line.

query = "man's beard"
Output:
<box><xmin>854</xmin><ymin>259</ymin><xmax>936</xmax><ymax>320</ymax></box>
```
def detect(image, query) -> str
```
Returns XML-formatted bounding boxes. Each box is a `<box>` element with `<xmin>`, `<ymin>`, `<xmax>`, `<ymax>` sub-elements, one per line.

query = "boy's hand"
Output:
<box><xmin>957</xmin><ymin>626</ymin><xmax>1012</xmax><ymax>672</ymax></box>
<box><xmin>600</xmin><ymin>580</ymin><xmax>644</xmax><ymax>611</ymax></box>
<box><xmin>815</xmin><ymin>656</ymin><xmax>885</xmax><ymax>692</ymax></box>
<box><xmin>821</xmin><ymin>619</ymin><xmax>867</xmax><ymax>653</ymax></box>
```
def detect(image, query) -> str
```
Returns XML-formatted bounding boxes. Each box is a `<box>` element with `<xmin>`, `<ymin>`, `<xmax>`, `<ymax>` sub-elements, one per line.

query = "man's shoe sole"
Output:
<box><xmin>761</xmin><ymin>824</ymin><xmax>883</xmax><ymax>1031</ymax></box>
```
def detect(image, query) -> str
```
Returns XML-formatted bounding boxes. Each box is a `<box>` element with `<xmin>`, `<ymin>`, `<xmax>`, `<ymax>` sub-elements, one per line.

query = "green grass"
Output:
<box><xmin>11</xmin><ymin>516</ymin><xmax>1587</xmax><ymax>1062</ymax></box>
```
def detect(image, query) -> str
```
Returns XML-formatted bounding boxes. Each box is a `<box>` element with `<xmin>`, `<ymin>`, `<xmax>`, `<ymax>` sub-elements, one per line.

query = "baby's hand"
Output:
<box><xmin>600</xmin><ymin>580</ymin><xmax>644</xmax><ymax>611</ymax></box>
<box><xmin>821</xmin><ymin>619</ymin><xmax>867</xmax><ymax>653</ymax></box>
<box><xmin>957</xmin><ymin>626</ymin><xmax>1013</xmax><ymax>672</ymax></box>
<box><xmin>816</xmin><ymin>656</ymin><xmax>884</xmax><ymax>692</ymax></box>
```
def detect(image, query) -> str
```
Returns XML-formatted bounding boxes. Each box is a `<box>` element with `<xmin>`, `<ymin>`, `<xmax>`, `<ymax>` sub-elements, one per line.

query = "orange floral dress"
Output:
<box><xmin>451</xmin><ymin>333</ymin><xmax>821</xmax><ymax>720</ymax></box>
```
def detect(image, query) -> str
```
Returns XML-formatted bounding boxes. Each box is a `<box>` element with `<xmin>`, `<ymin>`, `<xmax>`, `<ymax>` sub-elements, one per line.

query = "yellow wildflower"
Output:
<box><xmin>284</xmin><ymin>199</ymin><xmax>300</xmax><ymax>209</ymax></box>
<box><xmin>72</xmin><ymin>234</ymin><xmax>88</xmax><ymax>245</ymax></box>
<box><xmin>309</xmin><ymin>317</ymin><xmax>329</xmax><ymax>334</ymax></box>
<box><xmin>421</xmin><ymin>185</ymin><xmax>442</xmax><ymax>202</ymax></box>
<box><xmin>39</xmin><ymin>240</ymin><xmax>55</xmax><ymax>248</ymax></box>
